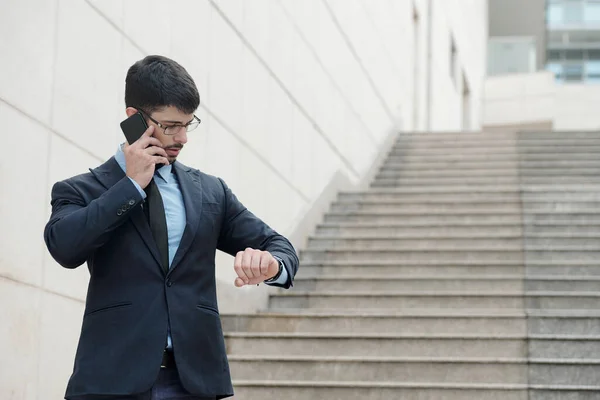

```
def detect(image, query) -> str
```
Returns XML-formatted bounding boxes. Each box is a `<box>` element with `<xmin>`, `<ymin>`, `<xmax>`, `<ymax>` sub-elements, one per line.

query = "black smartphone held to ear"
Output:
<box><xmin>120</xmin><ymin>112</ymin><xmax>148</xmax><ymax>145</ymax></box>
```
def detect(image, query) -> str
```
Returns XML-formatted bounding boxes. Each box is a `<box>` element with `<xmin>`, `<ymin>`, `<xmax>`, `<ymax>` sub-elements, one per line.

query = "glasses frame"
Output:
<box><xmin>135</xmin><ymin>107</ymin><xmax>201</xmax><ymax>136</ymax></box>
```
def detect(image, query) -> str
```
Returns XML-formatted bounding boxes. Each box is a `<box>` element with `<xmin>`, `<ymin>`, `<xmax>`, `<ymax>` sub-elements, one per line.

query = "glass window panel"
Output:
<box><xmin>564</xmin><ymin>63</ymin><xmax>584</xmax><ymax>80</ymax></box>
<box><xmin>548</xmin><ymin>2</ymin><xmax>564</xmax><ymax>24</ymax></box>
<box><xmin>547</xmin><ymin>49</ymin><xmax>563</xmax><ymax>61</ymax></box>
<box><xmin>565</xmin><ymin>49</ymin><xmax>585</xmax><ymax>60</ymax></box>
<box><xmin>585</xmin><ymin>0</ymin><xmax>600</xmax><ymax>22</ymax></box>
<box><xmin>589</xmin><ymin>49</ymin><xmax>600</xmax><ymax>60</ymax></box>
<box><xmin>546</xmin><ymin>62</ymin><xmax>564</xmax><ymax>75</ymax></box>
<box><xmin>586</xmin><ymin>60</ymin><xmax>600</xmax><ymax>75</ymax></box>
<box><xmin>564</xmin><ymin>0</ymin><xmax>584</xmax><ymax>23</ymax></box>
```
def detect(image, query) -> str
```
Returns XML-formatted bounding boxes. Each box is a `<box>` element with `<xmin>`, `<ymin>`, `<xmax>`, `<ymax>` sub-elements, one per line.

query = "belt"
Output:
<box><xmin>161</xmin><ymin>349</ymin><xmax>176</xmax><ymax>369</ymax></box>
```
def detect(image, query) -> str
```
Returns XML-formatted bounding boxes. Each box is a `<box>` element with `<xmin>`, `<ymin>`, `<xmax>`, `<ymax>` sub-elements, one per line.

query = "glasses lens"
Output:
<box><xmin>186</xmin><ymin>119</ymin><xmax>200</xmax><ymax>132</ymax></box>
<box><xmin>164</xmin><ymin>125</ymin><xmax>186</xmax><ymax>136</ymax></box>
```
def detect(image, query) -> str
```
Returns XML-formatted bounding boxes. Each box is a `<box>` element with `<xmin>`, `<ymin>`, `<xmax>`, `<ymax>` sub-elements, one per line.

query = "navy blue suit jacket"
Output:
<box><xmin>44</xmin><ymin>157</ymin><xmax>299</xmax><ymax>399</ymax></box>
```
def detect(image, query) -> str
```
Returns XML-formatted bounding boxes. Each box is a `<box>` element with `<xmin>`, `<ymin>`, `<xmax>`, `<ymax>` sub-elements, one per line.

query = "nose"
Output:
<box><xmin>174</xmin><ymin>129</ymin><xmax>187</xmax><ymax>145</ymax></box>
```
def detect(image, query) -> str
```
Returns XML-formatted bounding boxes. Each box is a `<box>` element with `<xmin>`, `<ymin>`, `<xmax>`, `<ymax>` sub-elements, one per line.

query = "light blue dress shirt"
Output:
<box><xmin>114</xmin><ymin>145</ymin><xmax>288</xmax><ymax>347</ymax></box>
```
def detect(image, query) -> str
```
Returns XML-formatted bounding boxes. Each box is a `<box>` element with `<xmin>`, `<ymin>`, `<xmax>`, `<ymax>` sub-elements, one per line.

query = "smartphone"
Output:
<box><xmin>120</xmin><ymin>112</ymin><xmax>148</xmax><ymax>145</ymax></box>
<box><xmin>120</xmin><ymin>112</ymin><xmax>166</xmax><ymax>169</ymax></box>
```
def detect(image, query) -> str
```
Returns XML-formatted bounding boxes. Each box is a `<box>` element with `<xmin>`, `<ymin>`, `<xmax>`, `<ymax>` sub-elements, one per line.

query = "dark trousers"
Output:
<box><xmin>67</xmin><ymin>366</ymin><xmax>215</xmax><ymax>400</ymax></box>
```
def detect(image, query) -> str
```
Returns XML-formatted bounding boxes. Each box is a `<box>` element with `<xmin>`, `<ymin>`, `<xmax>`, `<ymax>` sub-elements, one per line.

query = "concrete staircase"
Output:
<box><xmin>222</xmin><ymin>131</ymin><xmax>600</xmax><ymax>399</ymax></box>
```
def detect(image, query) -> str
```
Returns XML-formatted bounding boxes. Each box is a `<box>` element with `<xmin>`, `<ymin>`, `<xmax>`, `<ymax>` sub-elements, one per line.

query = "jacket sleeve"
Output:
<box><xmin>216</xmin><ymin>178</ymin><xmax>299</xmax><ymax>289</ymax></box>
<box><xmin>43</xmin><ymin>177</ymin><xmax>144</xmax><ymax>269</ymax></box>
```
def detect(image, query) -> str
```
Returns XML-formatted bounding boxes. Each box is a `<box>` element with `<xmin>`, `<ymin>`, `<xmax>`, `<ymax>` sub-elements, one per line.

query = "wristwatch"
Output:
<box><xmin>264</xmin><ymin>256</ymin><xmax>284</xmax><ymax>283</ymax></box>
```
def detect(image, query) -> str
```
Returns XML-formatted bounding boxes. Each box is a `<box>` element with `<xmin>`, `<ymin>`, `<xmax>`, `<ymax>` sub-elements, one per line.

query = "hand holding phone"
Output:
<box><xmin>120</xmin><ymin>114</ymin><xmax>169</xmax><ymax>189</ymax></box>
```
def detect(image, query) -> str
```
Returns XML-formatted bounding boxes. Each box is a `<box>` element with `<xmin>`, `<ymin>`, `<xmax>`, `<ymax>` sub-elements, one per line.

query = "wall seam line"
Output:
<box><xmin>208</xmin><ymin>0</ymin><xmax>360</xmax><ymax>178</ymax></box>
<box><xmin>0</xmin><ymin>96</ymin><xmax>104</xmax><ymax>163</ymax></box>
<box><xmin>276</xmin><ymin>0</ymin><xmax>379</xmax><ymax>147</ymax></box>
<box><xmin>321</xmin><ymin>0</ymin><xmax>396</xmax><ymax>125</ymax></box>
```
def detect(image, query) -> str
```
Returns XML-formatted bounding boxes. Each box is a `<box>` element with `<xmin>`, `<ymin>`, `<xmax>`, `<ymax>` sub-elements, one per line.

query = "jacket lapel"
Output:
<box><xmin>89</xmin><ymin>157</ymin><xmax>164</xmax><ymax>273</ymax></box>
<box><xmin>169</xmin><ymin>161</ymin><xmax>203</xmax><ymax>274</ymax></box>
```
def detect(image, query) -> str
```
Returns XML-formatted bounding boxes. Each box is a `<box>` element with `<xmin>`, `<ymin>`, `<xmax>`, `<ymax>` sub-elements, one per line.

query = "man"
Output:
<box><xmin>44</xmin><ymin>55</ymin><xmax>299</xmax><ymax>400</ymax></box>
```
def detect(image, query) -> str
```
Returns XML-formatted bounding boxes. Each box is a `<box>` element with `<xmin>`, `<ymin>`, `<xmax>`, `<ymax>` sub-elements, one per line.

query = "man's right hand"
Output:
<box><xmin>123</xmin><ymin>126</ymin><xmax>169</xmax><ymax>189</ymax></box>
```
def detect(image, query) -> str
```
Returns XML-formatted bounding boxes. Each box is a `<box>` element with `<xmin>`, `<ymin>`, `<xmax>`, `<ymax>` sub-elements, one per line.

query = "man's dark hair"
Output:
<box><xmin>125</xmin><ymin>55</ymin><xmax>200</xmax><ymax>114</ymax></box>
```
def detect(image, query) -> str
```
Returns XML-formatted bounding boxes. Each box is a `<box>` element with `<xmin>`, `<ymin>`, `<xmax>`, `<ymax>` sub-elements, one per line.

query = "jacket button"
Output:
<box><xmin>166</xmin><ymin>280</ymin><xmax>173</xmax><ymax>287</ymax></box>
<box><xmin>128</xmin><ymin>199</ymin><xmax>135</xmax><ymax>206</ymax></box>
<box><xmin>117</xmin><ymin>209</ymin><xmax>123</xmax><ymax>216</ymax></box>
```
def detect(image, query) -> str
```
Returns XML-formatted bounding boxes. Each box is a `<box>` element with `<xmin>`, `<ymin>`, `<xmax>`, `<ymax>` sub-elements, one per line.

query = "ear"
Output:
<box><xmin>125</xmin><ymin>107</ymin><xmax>139</xmax><ymax>118</ymax></box>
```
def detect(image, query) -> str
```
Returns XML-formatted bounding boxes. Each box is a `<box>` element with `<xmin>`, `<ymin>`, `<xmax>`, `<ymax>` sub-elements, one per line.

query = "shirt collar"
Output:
<box><xmin>115</xmin><ymin>143</ymin><xmax>173</xmax><ymax>183</ymax></box>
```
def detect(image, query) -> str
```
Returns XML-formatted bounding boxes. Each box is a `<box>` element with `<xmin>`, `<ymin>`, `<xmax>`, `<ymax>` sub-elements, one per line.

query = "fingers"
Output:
<box><xmin>234</xmin><ymin>277</ymin><xmax>245</xmax><ymax>287</ymax></box>
<box><xmin>152</xmin><ymin>155</ymin><xmax>170</xmax><ymax>165</ymax></box>
<box><xmin>242</xmin><ymin>249</ymin><xmax>259</xmax><ymax>279</ymax></box>
<box><xmin>234</xmin><ymin>248</ymin><xmax>274</xmax><ymax>287</ymax></box>
<box><xmin>259</xmin><ymin>253</ymin><xmax>272</xmax><ymax>276</ymax></box>
<box><xmin>234</xmin><ymin>251</ymin><xmax>250</xmax><ymax>285</ymax></box>
<box><xmin>145</xmin><ymin>145</ymin><xmax>168</xmax><ymax>158</ymax></box>
<box><xmin>139</xmin><ymin>136</ymin><xmax>163</xmax><ymax>149</ymax></box>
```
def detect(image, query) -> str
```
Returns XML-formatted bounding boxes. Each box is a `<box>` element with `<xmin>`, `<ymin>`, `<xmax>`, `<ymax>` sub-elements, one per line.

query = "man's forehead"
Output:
<box><xmin>154</xmin><ymin>106</ymin><xmax>194</xmax><ymax>123</ymax></box>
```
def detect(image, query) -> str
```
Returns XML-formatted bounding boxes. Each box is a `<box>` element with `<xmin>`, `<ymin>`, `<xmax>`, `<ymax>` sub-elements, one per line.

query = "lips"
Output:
<box><xmin>166</xmin><ymin>148</ymin><xmax>181</xmax><ymax>156</ymax></box>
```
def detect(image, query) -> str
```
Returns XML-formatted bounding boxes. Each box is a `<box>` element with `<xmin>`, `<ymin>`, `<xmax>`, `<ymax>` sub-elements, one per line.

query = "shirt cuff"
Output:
<box><xmin>127</xmin><ymin>177</ymin><xmax>147</xmax><ymax>199</ymax></box>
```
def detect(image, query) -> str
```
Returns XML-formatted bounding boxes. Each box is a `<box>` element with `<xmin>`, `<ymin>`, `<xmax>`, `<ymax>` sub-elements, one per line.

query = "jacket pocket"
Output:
<box><xmin>85</xmin><ymin>301</ymin><xmax>132</xmax><ymax>317</ymax></box>
<box><xmin>196</xmin><ymin>304</ymin><xmax>219</xmax><ymax>317</ymax></box>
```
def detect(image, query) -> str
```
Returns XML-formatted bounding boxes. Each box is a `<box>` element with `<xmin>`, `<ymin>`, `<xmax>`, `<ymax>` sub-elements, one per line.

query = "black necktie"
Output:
<box><xmin>144</xmin><ymin>178</ymin><xmax>169</xmax><ymax>274</ymax></box>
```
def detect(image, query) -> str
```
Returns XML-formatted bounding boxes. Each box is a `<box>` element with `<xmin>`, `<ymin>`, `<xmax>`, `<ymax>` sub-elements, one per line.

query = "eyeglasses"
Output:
<box><xmin>136</xmin><ymin>107</ymin><xmax>201</xmax><ymax>136</ymax></box>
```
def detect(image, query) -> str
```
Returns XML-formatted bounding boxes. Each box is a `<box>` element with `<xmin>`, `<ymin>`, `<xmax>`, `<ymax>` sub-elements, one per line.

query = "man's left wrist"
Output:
<box><xmin>264</xmin><ymin>257</ymin><xmax>283</xmax><ymax>283</ymax></box>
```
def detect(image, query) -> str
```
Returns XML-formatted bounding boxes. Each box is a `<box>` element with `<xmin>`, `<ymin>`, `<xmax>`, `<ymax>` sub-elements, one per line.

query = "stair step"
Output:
<box><xmin>338</xmin><ymin>193</ymin><xmax>521</xmax><ymax>201</ymax></box>
<box><xmin>395</xmin><ymin>139</ymin><xmax>600</xmax><ymax>149</ymax></box>
<box><xmin>390</xmin><ymin>146</ymin><xmax>600</xmax><ymax>155</ymax></box>
<box><xmin>232</xmin><ymin>381</ymin><xmax>528</xmax><ymax>400</ymax></box>
<box><xmin>306</xmin><ymin>238</ymin><xmax>523</xmax><ymax>250</ymax></box>
<box><xmin>529</xmin><ymin>335</ymin><xmax>600</xmax><ymax>359</ymax></box>
<box><xmin>292</xmin><ymin>276</ymin><xmax>600</xmax><ymax>292</ymax></box>
<box><xmin>300</xmin><ymin>249</ymin><xmax>524</xmax><ymax>262</ymax></box>
<box><xmin>530</xmin><ymin>359</ymin><xmax>600</xmax><ymax>386</ymax></box>
<box><xmin>293</xmin><ymin>276</ymin><xmax>525</xmax><ymax>292</ymax></box>
<box><xmin>269</xmin><ymin>291</ymin><xmax>600</xmax><ymax>310</ymax></box>
<box><xmin>343</xmin><ymin>185</ymin><xmax>600</xmax><ymax>194</ymax></box>
<box><xmin>299</xmin><ymin>263</ymin><xmax>525</xmax><ymax>277</ymax></box>
<box><xmin>378</xmin><ymin>168</ymin><xmax>600</xmax><ymax>178</ymax></box>
<box><xmin>331</xmin><ymin>201</ymin><xmax>523</xmax><ymax>212</ymax></box>
<box><xmin>372</xmin><ymin>176</ymin><xmax>520</xmax><ymax>185</ymax></box>
<box><xmin>228</xmin><ymin>355</ymin><xmax>527</xmax><ymax>384</ymax></box>
<box><xmin>384</xmin><ymin>160</ymin><xmax>600</xmax><ymax>168</ymax></box>
<box><xmin>315</xmin><ymin>225</ymin><xmax>525</xmax><ymax>237</ymax></box>
<box><xmin>387</xmin><ymin>153</ymin><xmax>599</xmax><ymax>162</ymax></box>
<box><xmin>269</xmin><ymin>291</ymin><xmax>527</xmax><ymax>309</ymax></box>
<box><xmin>525</xmin><ymin>278</ymin><xmax>600</xmax><ymax>292</ymax></box>
<box><xmin>325</xmin><ymin>212</ymin><xmax>600</xmax><ymax>224</ymax></box>
<box><xmin>372</xmin><ymin>176</ymin><xmax>600</xmax><ymax>187</ymax></box>
<box><xmin>529</xmin><ymin>386</ymin><xmax>600</xmax><ymax>400</ymax></box>
<box><xmin>221</xmin><ymin>310</ymin><xmax>527</xmax><ymax>335</ymax></box>
<box><xmin>225</xmin><ymin>332</ymin><xmax>526</xmax><ymax>358</ymax></box>
<box><xmin>324</xmin><ymin>213</ymin><xmax>523</xmax><ymax>224</ymax></box>
<box><xmin>529</xmin><ymin>312</ymin><xmax>600</xmax><ymax>335</ymax></box>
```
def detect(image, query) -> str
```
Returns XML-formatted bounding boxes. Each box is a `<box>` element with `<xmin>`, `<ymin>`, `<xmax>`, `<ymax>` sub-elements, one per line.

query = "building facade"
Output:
<box><xmin>0</xmin><ymin>1</ymin><xmax>487</xmax><ymax>398</ymax></box>
<box><xmin>546</xmin><ymin>0</ymin><xmax>600</xmax><ymax>82</ymax></box>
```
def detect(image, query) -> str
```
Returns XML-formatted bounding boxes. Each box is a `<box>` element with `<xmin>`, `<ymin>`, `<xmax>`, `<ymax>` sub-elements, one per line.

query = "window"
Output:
<box><xmin>450</xmin><ymin>36</ymin><xmax>457</xmax><ymax>87</ymax></box>
<box><xmin>564</xmin><ymin>0</ymin><xmax>584</xmax><ymax>23</ymax></box>
<box><xmin>586</xmin><ymin>61</ymin><xmax>600</xmax><ymax>81</ymax></box>
<box><xmin>547</xmin><ymin>62</ymin><xmax>565</xmax><ymax>81</ymax></box>
<box><xmin>565</xmin><ymin>49</ymin><xmax>585</xmax><ymax>60</ymax></box>
<box><xmin>547</xmin><ymin>49</ymin><xmax>563</xmax><ymax>61</ymax></box>
<box><xmin>548</xmin><ymin>0</ymin><xmax>565</xmax><ymax>25</ymax></box>
<box><xmin>564</xmin><ymin>63</ymin><xmax>584</xmax><ymax>80</ymax></box>
<box><xmin>585</xmin><ymin>0</ymin><xmax>600</xmax><ymax>22</ymax></box>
